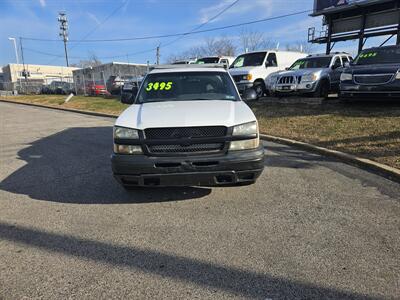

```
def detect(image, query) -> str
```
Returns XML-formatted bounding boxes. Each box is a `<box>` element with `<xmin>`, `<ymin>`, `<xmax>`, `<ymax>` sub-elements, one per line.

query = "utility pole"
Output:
<box><xmin>19</xmin><ymin>37</ymin><xmax>28</xmax><ymax>93</ymax></box>
<box><xmin>156</xmin><ymin>46</ymin><xmax>160</xmax><ymax>65</ymax></box>
<box><xmin>58</xmin><ymin>11</ymin><xmax>69</xmax><ymax>66</ymax></box>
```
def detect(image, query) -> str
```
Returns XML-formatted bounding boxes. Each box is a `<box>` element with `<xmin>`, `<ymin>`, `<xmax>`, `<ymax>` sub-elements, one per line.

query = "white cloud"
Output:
<box><xmin>87</xmin><ymin>13</ymin><xmax>101</xmax><ymax>25</ymax></box>
<box><xmin>199</xmin><ymin>0</ymin><xmax>274</xmax><ymax>23</ymax></box>
<box><xmin>38</xmin><ymin>0</ymin><xmax>46</xmax><ymax>7</ymax></box>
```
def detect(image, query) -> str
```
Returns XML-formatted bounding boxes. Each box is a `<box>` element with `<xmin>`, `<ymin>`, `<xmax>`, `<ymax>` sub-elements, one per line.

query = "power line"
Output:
<box><xmin>45</xmin><ymin>0</ymin><xmax>128</xmax><ymax>65</ymax></box>
<box><xmin>21</xmin><ymin>9</ymin><xmax>311</xmax><ymax>43</ymax></box>
<box><xmin>161</xmin><ymin>0</ymin><xmax>241</xmax><ymax>49</ymax></box>
<box><xmin>22</xmin><ymin>8</ymin><xmax>312</xmax><ymax>62</ymax></box>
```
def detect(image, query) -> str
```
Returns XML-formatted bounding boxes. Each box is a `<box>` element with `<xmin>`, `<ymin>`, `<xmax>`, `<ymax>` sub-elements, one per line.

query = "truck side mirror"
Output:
<box><xmin>344</xmin><ymin>62</ymin><xmax>350</xmax><ymax>68</ymax></box>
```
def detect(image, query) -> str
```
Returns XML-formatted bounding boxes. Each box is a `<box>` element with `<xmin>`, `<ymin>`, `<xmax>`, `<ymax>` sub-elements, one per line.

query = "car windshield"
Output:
<box><xmin>289</xmin><ymin>57</ymin><xmax>332</xmax><ymax>69</ymax></box>
<box><xmin>137</xmin><ymin>71</ymin><xmax>240</xmax><ymax>103</ymax></box>
<box><xmin>354</xmin><ymin>47</ymin><xmax>400</xmax><ymax>65</ymax></box>
<box><xmin>230</xmin><ymin>52</ymin><xmax>267</xmax><ymax>68</ymax></box>
<box><xmin>196</xmin><ymin>57</ymin><xmax>220</xmax><ymax>64</ymax></box>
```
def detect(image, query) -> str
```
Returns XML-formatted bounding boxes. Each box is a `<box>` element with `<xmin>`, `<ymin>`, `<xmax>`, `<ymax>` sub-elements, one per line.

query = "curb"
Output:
<box><xmin>261</xmin><ymin>134</ymin><xmax>400</xmax><ymax>183</ymax></box>
<box><xmin>0</xmin><ymin>98</ymin><xmax>118</xmax><ymax>119</ymax></box>
<box><xmin>1</xmin><ymin>98</ymin><xmax>399</xmax><ymax>183</ymax></box>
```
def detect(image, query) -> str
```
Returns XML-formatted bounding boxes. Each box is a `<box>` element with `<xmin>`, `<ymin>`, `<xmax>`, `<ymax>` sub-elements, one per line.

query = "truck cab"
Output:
<box><xmin>229</xmin><ymin>50</ymin><xmax>307</xmax><ymax>98</ymax></box>
<box><xmin>111</xmin><ymin>64</ymin><xmax>265</xmax><ymax>188</ymax></box>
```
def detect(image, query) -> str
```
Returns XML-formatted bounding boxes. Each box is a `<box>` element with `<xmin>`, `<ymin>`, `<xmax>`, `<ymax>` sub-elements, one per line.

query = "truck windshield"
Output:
<box><xmin>289</xmin><ymin>57</ymin><xmax>331</xmax><ymax>69</ymax></box>
<box><xmin>137</xmin><ymin>71</ymin><xmax>240</xmax><ymax>103</ymax></box>
<box><xmin>196</xmin><ymin>57</ymin><xmax>219</xmax><ymax>64</ymax></box>
<box><xmin>354</xmin><ymin>47</ymin><xmax>400</xmax><ymax>65</ymax></box>
<box><xmin>230</xmin><ymin>52</ymin><xmax>267</xmax><ymax>68</ymax></box>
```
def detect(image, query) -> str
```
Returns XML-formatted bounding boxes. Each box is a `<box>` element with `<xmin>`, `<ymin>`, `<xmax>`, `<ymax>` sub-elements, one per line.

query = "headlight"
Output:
<box><xmin>113</xmin><ymin>144</ymin><xmax>142</xmax><ymax>154</ymax></box>
<box><xmin>242</xmin><ymin>74</ymin><xmax>252</xmax><ymax>81</ymax></box>
<box><xmin>229</xmin><ymin>138</ymin><xmax>259</xmax><ymax>151</ymax></box>
<box><xmin>302</xmin><ymin>73</ymin><xmax>318</xmax><ymax>82</ymax></box>
<box><xmin>232</xmin><ymin>121</ymin><xmax>257</xmax><ymax>136</ymax></box>
<box><xmin>396</xmin><ymin>71</ymin><xmax>400</xmax><ymax>80</ymax></box>
<box><xmin>230</xmin><ymin>121</ymin><xmax>259</xmax><ymax>151</ymax></box>
<box><xmin>113</xmin><ymin>126</ymin><xmax>139</xmax><ymax>139</ymax></box>
<box><xmin>340</xmin><ymin>73</ymin><xmax>353</xmax><ymax>81</ymax></box>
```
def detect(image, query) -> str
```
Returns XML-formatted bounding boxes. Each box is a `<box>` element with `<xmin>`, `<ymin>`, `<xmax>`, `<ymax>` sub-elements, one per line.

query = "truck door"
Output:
<box><xmin>265</xmin><ymin>52</ymin><xmax>279</xmax><ymax>76</ymax></box>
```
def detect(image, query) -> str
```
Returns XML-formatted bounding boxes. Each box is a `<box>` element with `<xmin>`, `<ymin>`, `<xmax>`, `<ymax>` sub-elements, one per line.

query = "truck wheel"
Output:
<box><xmin>253</xmin><ymin>81</ymin><xmax>266</xmax><ymax>99</ymax></box>
<box><xmin>313</xmin><ymin>80</ymin><xmax>330</xmax><ymax>98</ymax></box>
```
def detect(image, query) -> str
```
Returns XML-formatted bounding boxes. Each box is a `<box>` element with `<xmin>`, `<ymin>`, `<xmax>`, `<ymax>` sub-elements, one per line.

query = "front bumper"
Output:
<box><xmin>272</xmin><ymin>81</ymin><xmax>318</xmax><ymax>94</ymax></box>
<box><xmin>111</xmin><ymin>147</ymin><xmax>265</xmax><ymax>187</ymax></box>
<box><xmin>340</xmin><ymin>82</ymin><xmax>400</xmax><ymax>98</ymax></box>
<box><xmin>235</xmin><ymin>82</ymin><xmax>253</xmax><ymax>93</ymax></box>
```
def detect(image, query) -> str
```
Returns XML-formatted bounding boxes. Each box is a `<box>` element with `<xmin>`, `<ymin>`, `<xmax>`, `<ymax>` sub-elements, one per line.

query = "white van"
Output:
<box><xmin>112</xmin><ymin>64</ymin><xmax>264</xmax><ymax>188</ymax></box>
<box><xmin>229</xmin><ymin>50</ymin><xmax>308</xmax><ymax>98</ymax></box>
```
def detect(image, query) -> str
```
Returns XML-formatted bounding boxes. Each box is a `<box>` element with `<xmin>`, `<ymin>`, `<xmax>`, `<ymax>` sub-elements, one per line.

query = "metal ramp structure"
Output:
<box><xmin>308</xmin><ymin>0</ymin><xmax>400</xmax><ymax>54</ymax></box>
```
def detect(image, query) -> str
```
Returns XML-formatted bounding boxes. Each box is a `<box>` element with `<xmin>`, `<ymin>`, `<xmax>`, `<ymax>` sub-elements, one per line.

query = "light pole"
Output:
<box><xmin>8</xmin><ymin>37</ymin><xmax>19</xmax><ymax>64</ymax></box>
<box><xmin>8</xmin><ymin>37</ymin><xmax>21</xmax><ymax>92</ymax></box>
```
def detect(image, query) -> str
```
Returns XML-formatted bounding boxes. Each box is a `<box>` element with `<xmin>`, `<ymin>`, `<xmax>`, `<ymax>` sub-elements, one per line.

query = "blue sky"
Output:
<box><xmin>0</xmin><ymin>0</ymin><xmax>394</xmax><ymax>67</ymax></box>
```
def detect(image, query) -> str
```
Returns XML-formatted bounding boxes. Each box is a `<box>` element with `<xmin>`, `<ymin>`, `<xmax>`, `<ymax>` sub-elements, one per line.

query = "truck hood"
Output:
<box><xmin>229</xmin><ymin>66</ymin><xmax>260</xmax><ymax>76</ymax></box>
<box><xmin>115</xmin><ymin>100</ymin><xmax>256</xmax><ymax>129</ymax></box>
<box><xmin>345</xmin><ymin>63</ymin><xmax>400</xmax><ymax>75</ymax></box>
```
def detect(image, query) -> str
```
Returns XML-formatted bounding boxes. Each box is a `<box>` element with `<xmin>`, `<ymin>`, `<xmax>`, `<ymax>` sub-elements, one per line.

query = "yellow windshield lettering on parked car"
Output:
<box><xmin>360</xmin><ymin>52</ymin><xmax>377</xmax><ymax>59</ymax></box>
<box><xmin>145</xmin><ymin>81</ymin><xmax>173</xmax><ymax>91</ymax></box>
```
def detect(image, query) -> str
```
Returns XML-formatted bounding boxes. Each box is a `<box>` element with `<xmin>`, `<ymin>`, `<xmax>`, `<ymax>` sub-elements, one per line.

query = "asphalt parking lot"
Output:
<box><xmin>0</xmin><ymin>102</ymin><xmax>399</xmax><ymax>299</ymax></box>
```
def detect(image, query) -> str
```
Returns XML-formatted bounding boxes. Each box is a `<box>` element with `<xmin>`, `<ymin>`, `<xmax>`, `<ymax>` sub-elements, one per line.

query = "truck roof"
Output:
<box><xmin>149</xmin><ymin>64</ymin><xmax>229</xmax><ymax>74</ymax></box>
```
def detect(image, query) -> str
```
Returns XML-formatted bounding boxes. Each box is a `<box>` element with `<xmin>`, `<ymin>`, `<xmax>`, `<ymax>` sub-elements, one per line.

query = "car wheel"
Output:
<box><xmin>314</xmin><ymin>80</ymin><xmax>330</xmax><ymax>98</ymax></box>
<box><xmin>253</xmin><ymin>81</ymin><xmax>266</xmax><ymax>99</ymax></box>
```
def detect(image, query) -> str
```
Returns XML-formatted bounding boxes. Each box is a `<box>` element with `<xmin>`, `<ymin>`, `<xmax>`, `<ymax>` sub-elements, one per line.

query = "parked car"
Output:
<box><xmin>267</xmin><ymin>52</ymin><xmax>353</xmax><ymax>98</ymax></box>
<box><xmin>111</xmin><ymin>64</ymin><xmax>264</xmax><ymax>189</ymax></box>
<box><xmin>340</xmin><ymin>45</ymin><xmax>400</xmax><ymax>100</ymax></box>
<box><xmin>120</xmin><ymin>78</ymin><xmax>143</xmax><ymax>104</ymax></box>
<box><xmin>41</xmin><ymin>84</ymin><xmax>53</xmax><ymax>94</ymax></box>
<box><xmin>195</xmin><ymin>56</ymin><xmax>235</xmax><ymax>67</ymax></box>
<box><xmin>43</xmin><ymin>81</ymin><xmax>75</xmax><ymax>95</ymax></box>
<box><xmin>86</xmin><ymin>83</ymin><xmax>109</xmax><ymax>96</ymax></box>
<box><xmin>106</xmin><ymin>75</ymin><xmax>136</xmax><ymax>95</ymax></box>
<box><xmin>229</xmin><ymin>50</ymin><xmax>307</xmax><ymax>99</ymax></box>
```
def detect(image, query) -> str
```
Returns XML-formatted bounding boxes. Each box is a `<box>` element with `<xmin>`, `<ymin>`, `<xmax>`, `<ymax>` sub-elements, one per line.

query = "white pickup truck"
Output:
<box><xmin>111</xmin><ymin>64</ymin><xmax>265</xmax><ymax>188</ymax></box>
<box><xmin>229</xmin><ymin>50</ymin><xmax>307</xmax><ymax>98</ymax></box>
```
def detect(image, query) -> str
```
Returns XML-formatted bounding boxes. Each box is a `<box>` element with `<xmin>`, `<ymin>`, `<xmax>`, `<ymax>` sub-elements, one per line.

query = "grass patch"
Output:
<box><xmin>2</xmin><ymin>94</ymin><xmax>400</xmax><ymax>169</ymax></box>
<box><xmin>250</xmin><ymin>101</ymin><xmax>400</xmax><ymax>169</ymax></box>
<box><xmin>3</xmin><ymin>94</ymin><xmax>126</xmax><ymax>115</ymax></box>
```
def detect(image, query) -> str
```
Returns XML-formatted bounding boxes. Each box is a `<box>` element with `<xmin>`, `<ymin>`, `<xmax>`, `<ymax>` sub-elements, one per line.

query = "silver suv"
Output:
<box><xmin>266</xmin><ymin>53</ymin><xmax>353</xmax><ymax>98</ymax></box>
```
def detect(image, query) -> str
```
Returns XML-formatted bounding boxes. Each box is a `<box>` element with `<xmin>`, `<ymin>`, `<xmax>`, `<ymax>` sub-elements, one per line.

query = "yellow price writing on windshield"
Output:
<box><xmin>145</xmin><ymin>81</ymin><xmax>173</xmax><ymax>91</ymax></box>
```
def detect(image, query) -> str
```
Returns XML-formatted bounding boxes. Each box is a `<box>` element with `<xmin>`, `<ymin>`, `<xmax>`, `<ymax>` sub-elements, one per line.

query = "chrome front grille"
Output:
<box><xmin>232</xmin><ymin>75</ymin><xmax>243</xmax><ymax>83</ymax></box>
<box><xmin>354</xmin><ymin>74</ymin><xmax>394</xmax><ymax>85</ymax></box>
<box><xmin>278</xmin><ymin>76</ymin><xmax>296</xmax><ymax>84</ymax></box>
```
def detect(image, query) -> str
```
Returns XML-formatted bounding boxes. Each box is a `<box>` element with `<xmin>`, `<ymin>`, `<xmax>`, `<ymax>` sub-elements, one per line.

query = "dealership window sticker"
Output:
<box><xmin>145</xmin><ymin>81</ymin><xmax>173</xmax><ymax>91</ymax></box>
